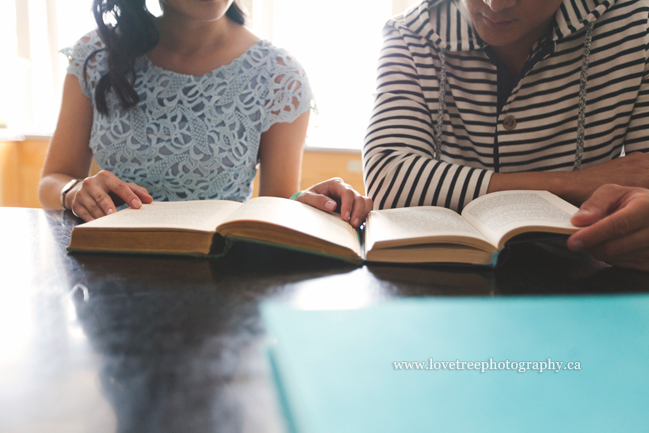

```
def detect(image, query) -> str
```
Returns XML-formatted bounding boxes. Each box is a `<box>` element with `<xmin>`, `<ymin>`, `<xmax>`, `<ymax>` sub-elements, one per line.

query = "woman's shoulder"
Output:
<box><xmin>246</xmin><ymin>40</ymin><xmax>308</xmax><ymax>80</ymax></box>
<box><xmin>60</xmin><ymin>29</ymin><xmax>107</xmax><ymax>98</ymax></box>
<box><xmin>61</xmin><ymin>30</ymin><xmax>107</xmax><ymax>74</ymax></box>
<box><xmin>247</xmin><ymin>41</ymin><xmax>315</xmax><ymax>131</ymax></box>
<box><xmin>228</xmin><ymin>25</ymin><xmax>305</xmax><ymax>74</ymax></box>
<box><xmin>61</xmin><ymin>29</ymin><xmax>105</xmax><ymax>62</ymax></box>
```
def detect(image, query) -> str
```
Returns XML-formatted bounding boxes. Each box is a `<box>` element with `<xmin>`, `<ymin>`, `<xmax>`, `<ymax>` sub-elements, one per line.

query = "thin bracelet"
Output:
<box><xmin>60</xmin><ymin>178</ymin><xmax>82</xmax><ymax>211</ymax></box>
<box><xmin>289</xmin><ymin>191</ymin><xmax>303</xmax><ymax>201</ymax></box>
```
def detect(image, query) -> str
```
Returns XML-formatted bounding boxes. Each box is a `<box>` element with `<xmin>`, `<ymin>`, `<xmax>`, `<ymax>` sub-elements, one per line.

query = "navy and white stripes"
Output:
<box><xmin>364</xmin><ymin>0</ymin><xmax>649</xmax><ymax>211</ymax></box>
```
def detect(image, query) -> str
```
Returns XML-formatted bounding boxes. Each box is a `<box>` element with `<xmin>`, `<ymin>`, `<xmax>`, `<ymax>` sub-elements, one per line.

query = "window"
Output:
<box><xmin>253</xmin><ymin>0</ymin><xmax>421</xmax><ymax>149</ymax></box>
<box><xmin>0</xmin><ymin>0</ymin><xmax>96</xmax><ymax>135</ymax></box>
<box><xmin>0</xmin><ymin>0</ymin><xmax>420</xmax><ymax>147</ymax></box>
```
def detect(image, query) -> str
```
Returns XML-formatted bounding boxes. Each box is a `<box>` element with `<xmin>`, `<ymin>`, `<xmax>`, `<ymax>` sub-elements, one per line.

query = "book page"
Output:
<box><xmin>78</xmin><ymin>200</ymin><xmax>243</xmax><ymax>232</ymax></box>
<box><xmin>461</xmin><ymin>191</ymin><xmax>578</xmax><ymax>247</ymax></box>
<box><xmin>220</xmin><ymin>197</ymin><xmax>361</xmax><ymax>256</ymax></box>
<box><xmin>365</xmin><ymin>206</ymin><xmax>492</xmax><ymax>251</ymax></box>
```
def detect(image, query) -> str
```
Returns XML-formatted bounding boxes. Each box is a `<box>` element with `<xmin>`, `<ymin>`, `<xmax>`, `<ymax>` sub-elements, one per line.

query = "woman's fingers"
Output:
<box><xmin>70</xmin><ymin>200</ymin><xmax>94</xmax><ymax>222</ymax></box>
<box><xmin>336</xmin><ymin>184</ymin><xmax>357</xmax><ymax>224</ymax></box>
<box><xmin>85</xmin><ymin>180</ymin><xmax>118</xmax><ymax>216</ymax></box>
<box><xmin>350</xmin><ymin>194</ymin><xmax>373</xmax><ymax>228</ymax></box>
<box><xmin>72</xmin><ymin>191</ymin><xmax>102</xmax><ymax>221</ymax></box>
<box><xmin>128</xmin><ymin>183</ymin><xmax>154</xmax><ymax>204</ymax></box>
<box><xmin>298</xmin><ymin>178</ymin><xmax>373</xmax><ymax>228</ymax></box>
<box><xmin>104</xmin><ymin>177</ymin><xmax>143</xmax><ymax>209</ymax></box>
<box><xmin>68</xmin><ymin>171</ymin><xmax>152</xmax><ymax>222</ymax></box>
<box><xmin>296</xmin><ymin>190</ymin><xmax>338</xmax><ymax>212</ymax></box>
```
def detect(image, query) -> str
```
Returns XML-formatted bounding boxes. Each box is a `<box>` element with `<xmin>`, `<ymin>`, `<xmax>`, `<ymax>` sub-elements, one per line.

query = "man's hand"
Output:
<box><xmin>488</xmin><ymin>152</ymin><xmax>649</xmax><ymax>206</ymax></box>
<box><xmin>570</xmin><ymin>152</ymin><xmax>649</xmax><ymax>204</ymax></box>
<box><xmin>567</xmin><ymin>184</ymin><xmax>649</xmax><ymax>271</ymax></box>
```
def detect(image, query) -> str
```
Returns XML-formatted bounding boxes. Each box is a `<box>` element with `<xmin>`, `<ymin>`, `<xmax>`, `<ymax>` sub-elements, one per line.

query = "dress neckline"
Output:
<box><xmin>142</xmin><ymin>39</ymin><xmax>269</xmax><ymax>79</ymax></box>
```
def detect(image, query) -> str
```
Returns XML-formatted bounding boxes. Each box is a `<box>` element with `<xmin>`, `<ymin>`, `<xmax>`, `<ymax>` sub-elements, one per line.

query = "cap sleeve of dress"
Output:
<box><xmin>262</xmin><ymin>49</ymin><xmax>316</xmax><ymax>132</ymax></box>
<box><xmin>60</xmin><ymin>30</ymin><xmax>106</xmax><ymax>99</ymax></box>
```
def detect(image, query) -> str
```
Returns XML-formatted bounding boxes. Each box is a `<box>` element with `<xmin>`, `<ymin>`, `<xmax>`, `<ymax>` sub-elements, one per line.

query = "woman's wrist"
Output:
<box><xmin>61</xmin><ymin>178</ymin><xmax>83</xmax><ymax>210</ymax></box>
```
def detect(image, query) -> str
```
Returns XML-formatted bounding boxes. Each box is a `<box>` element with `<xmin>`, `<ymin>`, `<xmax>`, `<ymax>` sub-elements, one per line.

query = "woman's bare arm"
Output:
<box><xmin>39</xmin><ymin>74</ymin><xmax>152</xmax><ymax>220</ymax></box>
<box><xmin>39</xmin><ymin>74</ymin><xmax>94</xmax><ymax>209</ymax></box>
<box><xmin>258</xmin><ymin>111</ymin><xmax>372</xmax><ymax>228</ymax></box>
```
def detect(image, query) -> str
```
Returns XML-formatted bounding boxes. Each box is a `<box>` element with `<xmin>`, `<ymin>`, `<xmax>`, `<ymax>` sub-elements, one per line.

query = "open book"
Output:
<box><xmin>68</xmin><ymin>190</ymin><xmax>580</xmax><ymax>265</ymax></box>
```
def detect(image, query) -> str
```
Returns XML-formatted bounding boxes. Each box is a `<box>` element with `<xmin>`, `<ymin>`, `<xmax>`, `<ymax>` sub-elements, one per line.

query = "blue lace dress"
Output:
<box><xmin>63</xmin><ymin>31</ymin><xmax>315</xmax><ymax>203</ymax></box>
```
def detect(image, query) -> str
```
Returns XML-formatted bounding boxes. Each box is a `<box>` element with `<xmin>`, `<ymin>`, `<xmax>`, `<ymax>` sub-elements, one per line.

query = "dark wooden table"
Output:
<box><xmin>1</xmin><ymin>207</ymin><xmax>647</xmax><ymax>433</ymax></box>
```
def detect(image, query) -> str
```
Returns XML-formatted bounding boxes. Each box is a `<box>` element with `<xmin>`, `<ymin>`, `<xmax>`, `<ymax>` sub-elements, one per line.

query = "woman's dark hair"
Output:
<box><xmin>89</xmin><ymin>0</ymin><xmax>247</xmax><ymax>115</ymax></box>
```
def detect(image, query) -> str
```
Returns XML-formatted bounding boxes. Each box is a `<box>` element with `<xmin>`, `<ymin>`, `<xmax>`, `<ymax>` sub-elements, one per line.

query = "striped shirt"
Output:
<box><xmin>363</xmin><ymin>0</ymin><xmax>649</xmax><ymax>211</ymax></box>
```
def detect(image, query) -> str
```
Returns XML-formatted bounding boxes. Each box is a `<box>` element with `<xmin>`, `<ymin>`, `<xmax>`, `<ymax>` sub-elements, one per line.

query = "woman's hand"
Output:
<box><xmin>69</xmin><ymin>170</ymin><xmax>153</xmax><ymax>222</ymax></box>
<box><xmin>294</xmin><ymin>178</ymin><xmax>374</xmax><ymax>228</ymax></box>
<box><xmin>567</xmin><ymin>184</ymin><xmax>649</xmax><ymax>271</ymax></box>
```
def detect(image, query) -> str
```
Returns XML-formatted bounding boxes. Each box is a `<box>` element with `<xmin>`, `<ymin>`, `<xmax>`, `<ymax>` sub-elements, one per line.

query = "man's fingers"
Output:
<box><xmin>570</xmin><ymin>184</ymin><xmax>624</xmax><ymax>227</ymax></box>
<box><xmin>588</xmin><ymin>226</ymin><xmax>649</xmax><ymax>258</ymax></box>
<box><xmin>590</xmin><ymin>227</ymin><xmax>649</xmax><ymax>262</ymax></box>
<box><xmin>296</xmin><ymin>191</ymin><xmax>338</xmax><ymax>212</ymax></box>
<box><xmin>568</xmin><ymin>194</ymin><xmax>649</xmax><ymax>251</ymax></box>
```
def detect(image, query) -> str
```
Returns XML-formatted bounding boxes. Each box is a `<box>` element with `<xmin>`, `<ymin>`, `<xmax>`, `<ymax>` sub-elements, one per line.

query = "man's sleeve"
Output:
<box><xmin>363</xmin><ymin>25</ymin><xmax>492</xmax><ymax>212</ymax></box>
<box><xmin>623</xmin><ymin>21</ymin><xmax>649</xmax><ymax>154</ymax></box>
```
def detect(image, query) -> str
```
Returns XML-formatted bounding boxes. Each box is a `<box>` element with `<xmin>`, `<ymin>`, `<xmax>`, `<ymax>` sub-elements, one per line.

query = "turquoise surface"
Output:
<box><xmin>261</xmin><ymin>296</ymin><xmax>649</xmax><ymax>433</ymax></box>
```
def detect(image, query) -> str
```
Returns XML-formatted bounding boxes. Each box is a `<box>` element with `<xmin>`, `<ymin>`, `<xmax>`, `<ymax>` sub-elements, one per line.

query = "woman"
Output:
<box><xmin>39</xmin><ymin>0</ymin><xmax>372</xmax><ymax>228</ymax></box>
<box><xmin>363</xmin><ymin>0</ymin><xmax>649</xmax><ymax>270</ymax></box>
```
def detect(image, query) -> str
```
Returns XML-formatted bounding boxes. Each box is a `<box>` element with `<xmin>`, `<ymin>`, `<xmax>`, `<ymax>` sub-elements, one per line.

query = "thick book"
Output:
<box><xmin>261</xmin><ymin>296</ymin><xmax>649</xmax><ymax>433</ymax></box>
<box><xmin>67</xmin><ymin>190</ymin><xmax>579</xmax><ymax>264</ymax></box>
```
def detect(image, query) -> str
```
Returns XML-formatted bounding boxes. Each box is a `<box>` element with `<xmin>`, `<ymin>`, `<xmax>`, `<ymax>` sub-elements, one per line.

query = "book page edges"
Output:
<box><xmin>220</xmin><ymin>197</ymin><xmax>362</xmax><ymax>258</ymax></box>
<box><xmin>66</xmin><ymin>246</ymin><xmax>226</xmax><ymax>259</ymax></box>
<box><xmin>365</xmin><ymin>244</ymin><xmax>496</xmax><ymax>265</ymax></box>
<box><xmin>496</xmin><ymin>225</ymin><xmax>578</xmax><ymax>250</ymax></box>
<box><xmin>218</xmin><ymin>221</ymin><xmax>362</xmax><ymax>262</ymax></box>
<box><xmin>69</xmin><ymin>227</ymin><xmax>220</xmax><ymax>256</ymax></box>
<box><xmin>225</xmin><ymin>235</ymin><xmax>363</xmax><ymax>265</ymax></box>
<box><xmin>369</xmin><ymin>235</ymin><xmax>498</xmax><ymax>254</ymax></box>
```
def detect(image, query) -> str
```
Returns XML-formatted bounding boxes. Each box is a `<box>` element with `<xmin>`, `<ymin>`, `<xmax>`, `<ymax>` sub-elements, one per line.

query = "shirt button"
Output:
<box><xmin>503</xmin><ymin>116</ymin><xmax>517</xmax><ymax>130</ymax></box>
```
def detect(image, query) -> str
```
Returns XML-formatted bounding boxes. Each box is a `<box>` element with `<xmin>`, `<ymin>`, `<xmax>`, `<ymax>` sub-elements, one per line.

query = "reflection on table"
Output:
<box><xmin>0</xmin><ymin>208</ymin><xmax>647</xmax><ymax>433</ymax></box>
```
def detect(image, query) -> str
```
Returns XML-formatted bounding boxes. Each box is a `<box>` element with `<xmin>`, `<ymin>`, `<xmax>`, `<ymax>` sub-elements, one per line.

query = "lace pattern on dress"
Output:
<box><xmin>62</xmin><ymin>31</ymin><xmax>315</xmax><ymax>203</ymax></box>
